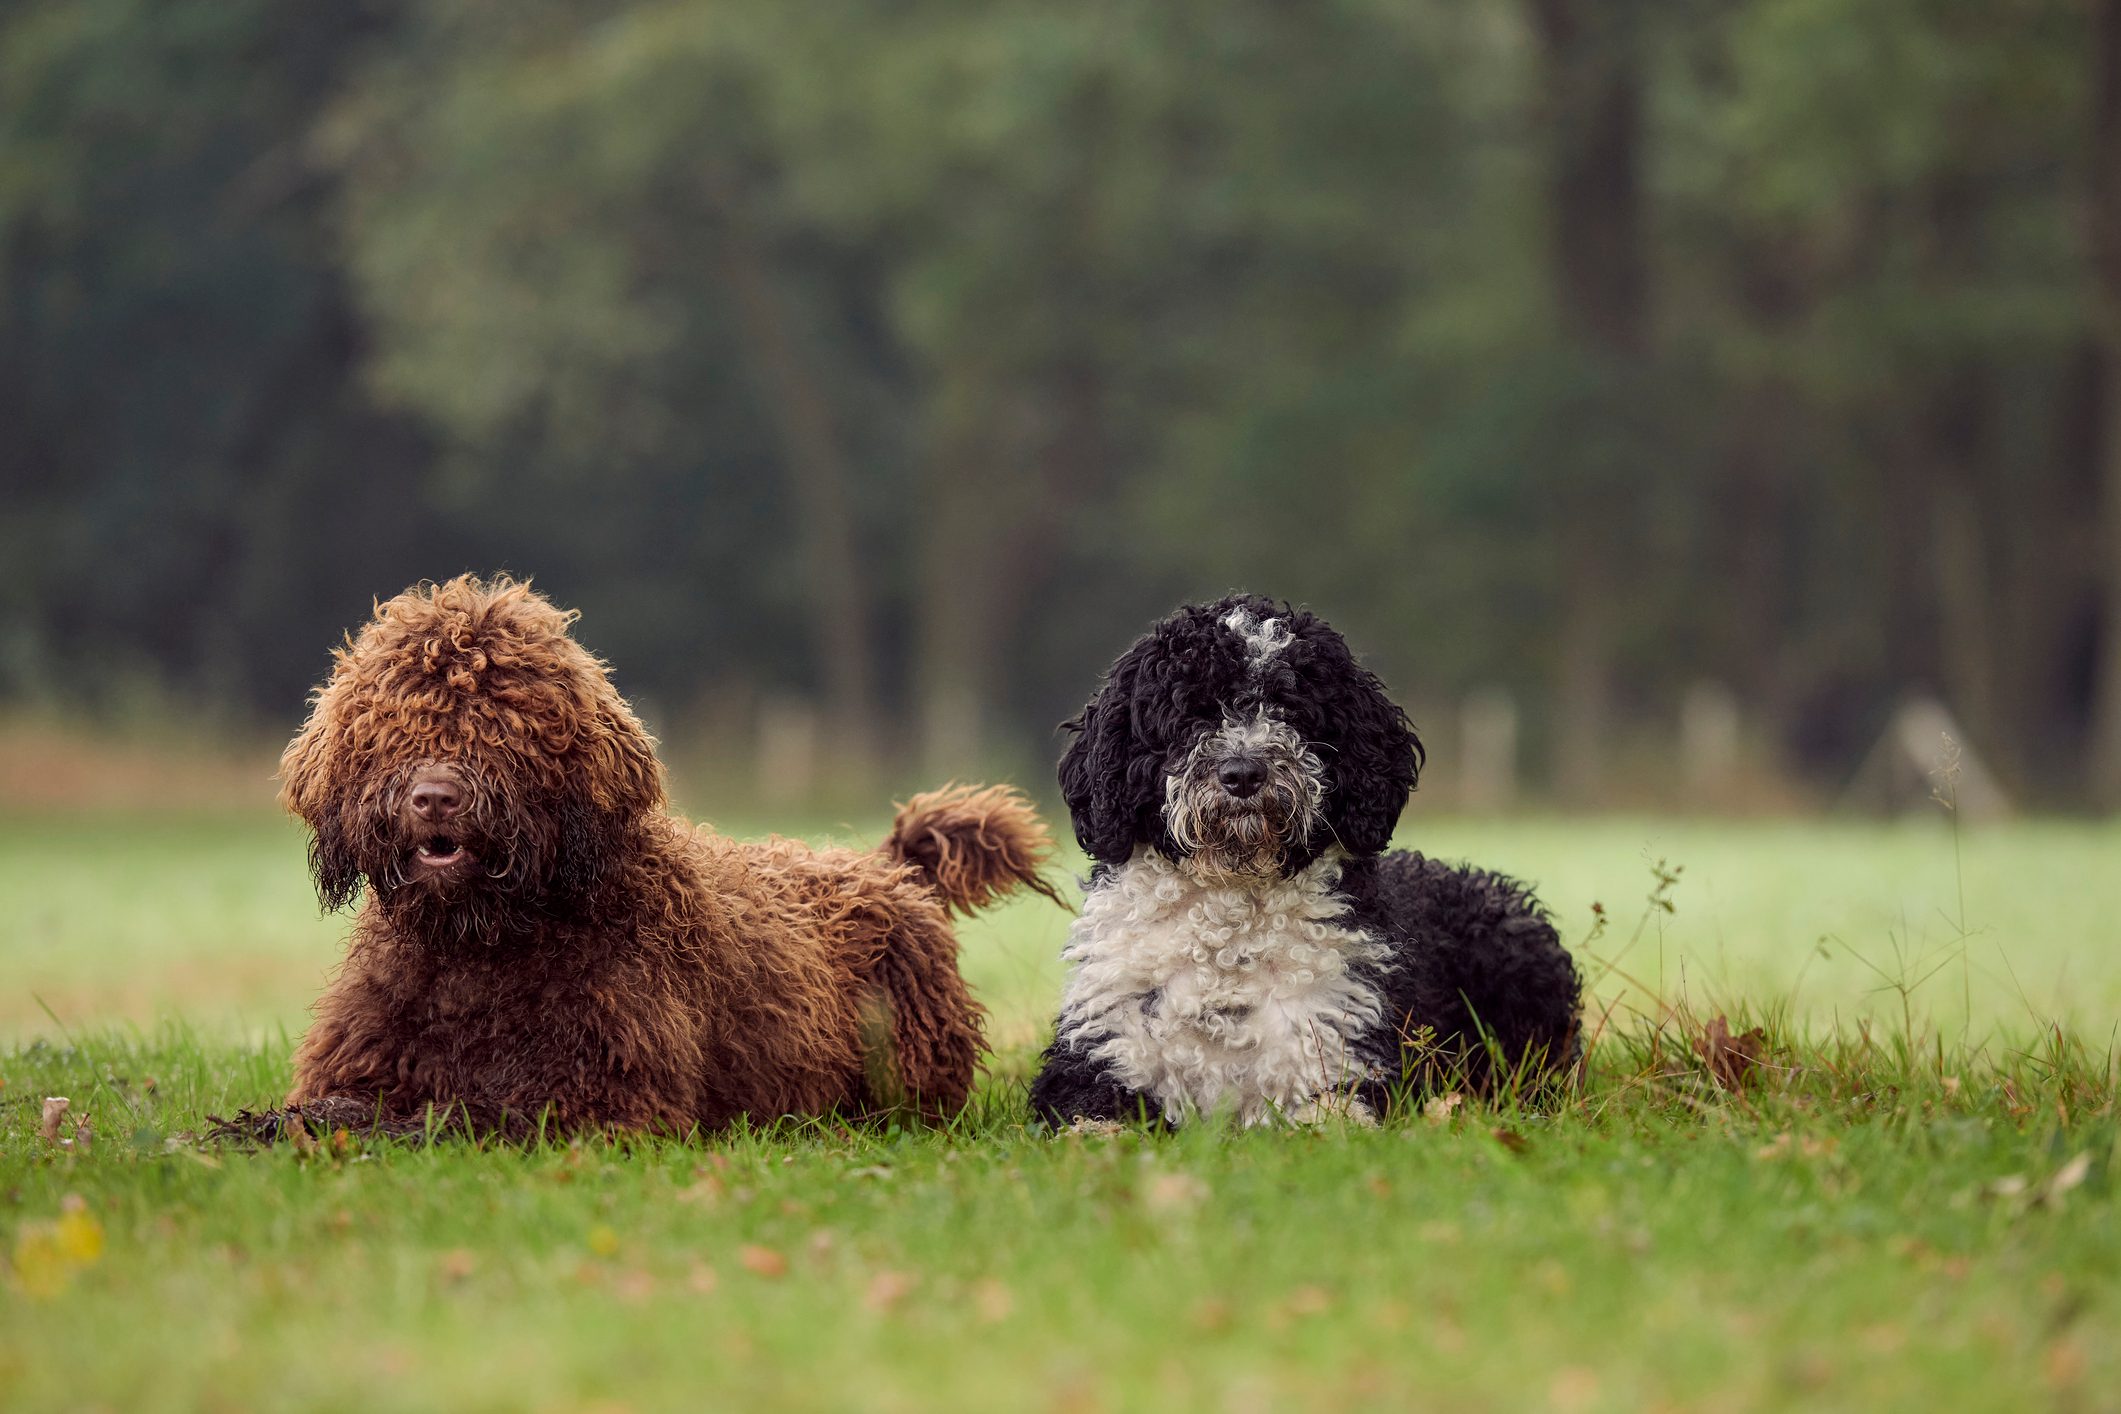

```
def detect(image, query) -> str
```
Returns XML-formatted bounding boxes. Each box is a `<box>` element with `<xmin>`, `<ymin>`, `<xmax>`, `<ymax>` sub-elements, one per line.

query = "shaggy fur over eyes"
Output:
<box><xmin>277</xmin><ymin>575</ymin><xmax>1058</xmax><ymax>1137</ymax></box>
<box><xmin>1030</xmin><ymin>595</ymin><xmax>1581</xmax><ymax>1128</ymax></box>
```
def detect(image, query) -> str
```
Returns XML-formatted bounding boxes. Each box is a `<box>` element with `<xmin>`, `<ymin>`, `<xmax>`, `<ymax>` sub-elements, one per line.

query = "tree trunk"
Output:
<box><xmin>2089</xmin><ymin>0</ymin><xmax>2121</xmax><ymax>805</ymax></box>
<box><xmin>712</xmin><ymin>194</ymin><xmax>881</xmax><ymax>777</ymax></box>
<box><xmin>1530</xmin><ymin>0</ymin><xmax>1649</xmax><ymax>802</ymax></box>
<box><xmin>913</xmin><ymin>364</ymin><xmax>1104</xmax><ymax>778</ymax></box>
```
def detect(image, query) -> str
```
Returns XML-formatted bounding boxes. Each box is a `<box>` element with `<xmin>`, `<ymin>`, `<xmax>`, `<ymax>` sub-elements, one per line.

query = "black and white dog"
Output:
<box><xmin>1029</xmin><ymin>596</ymin><xmax>1581</xmax><ymax>1127</ymax></box>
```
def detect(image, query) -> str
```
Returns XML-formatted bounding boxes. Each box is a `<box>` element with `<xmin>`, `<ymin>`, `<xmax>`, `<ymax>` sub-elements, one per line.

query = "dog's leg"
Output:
<box><xmin>1027</xmin><ymin>1039</ymin><xmax>1160</xmax><ymax>1129</ymax></box>
<box><xmin>863</xmin><ymin>910</ymin><xmax>984</xmax><ymax>1122</ymax></box>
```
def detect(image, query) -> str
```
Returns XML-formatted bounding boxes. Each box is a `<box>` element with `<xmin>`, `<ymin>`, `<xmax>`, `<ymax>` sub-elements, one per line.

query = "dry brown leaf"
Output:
<box><xmin>284</xmin><ymin>1114</ymin><xmax>320</xmax><ymax>1158</ymax></box>
<box><xmin>1549</xmin><ymin>1367</ymin><xmax>1600</xmax><ymax>1413</ymax></box>
<box><xmin>1491</xmin><ymin>1127</ymin><xmax>1531</xmax><ymax>1155</ymax></box>
<box><xmin>1286</xmin><ymin>1285</ymin><xmax>1332</xmax><ymax>1318</ymax></box>
<box><xmin>676</xmin><ymin>1173</ymin><xmax>727</xmax><ymax>1206</ymax></box>
<box><xmin>38</xmin><ymin>1096</ymin><xmax>70</xmax><ymax>1144</ymax></box>
<box><xmin>2044</xmin><ymin>1153</ymin><xmax>2092</xmax><ymax>1206</ymax></box>
<box><xmin>437</xmin><ymin>1249</ymin><xmax>476</xmax><ymax>1283</ymax></box>
<box><xmin>1424</xmin><ymin>1092</ymin><xmax>1464</xmax><ymax>1126</ymax></box>
<box><xmin>863</xmin><ymin>1270</ymin><xmax>917</xmax><ymax>1312</ymax></box>
<box><xmin>1693</xmin><ymin>1015</ymin><xmax>1770</xmax><ymax>1091</ymax></box>
<box><xmin>972</xmin><ymin>1278</ymin><xmax>1013</xmax><ymax>1324</ymax></box>
<box><xmin>2044</xmin><ymin>1338</ymin><xmax>2087</xmax><ymax>1391</ymax></box>
<box><xmin>1142</xmin><ymin>1172</ymin><xmax>1209</xmax><ymax>1216</ymax></box>
<box><xmin>738</xmin><ymin>1245</ymin><xmax>787</xmax><ymax>1278</ymax></box>
<box><xmin>1190</xmin><ymin>1298</ymin><xmax>1233</xmax><ymax>1333</ymax></box>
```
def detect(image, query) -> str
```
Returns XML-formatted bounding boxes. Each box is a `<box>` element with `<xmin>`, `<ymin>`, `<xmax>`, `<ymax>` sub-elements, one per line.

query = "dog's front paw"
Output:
<box><xmin>1289</xmin><ymin>1093</ymin><xmax>1379</xmax><ymax>1129</ymax></box>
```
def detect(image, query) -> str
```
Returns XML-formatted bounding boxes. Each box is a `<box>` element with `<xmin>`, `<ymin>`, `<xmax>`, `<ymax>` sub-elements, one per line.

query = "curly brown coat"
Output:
<box><xmin>278</xmin><ymin>575</ymin><xmax>1055</xmax><ymax>1135</ymax></box>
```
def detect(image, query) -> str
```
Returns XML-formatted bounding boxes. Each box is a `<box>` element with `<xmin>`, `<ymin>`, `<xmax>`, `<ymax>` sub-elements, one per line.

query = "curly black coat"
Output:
<box><xmin>1029</xmin><ymin>594</ymin><xmax>1582</xmax><ymax>1127</ymax></box>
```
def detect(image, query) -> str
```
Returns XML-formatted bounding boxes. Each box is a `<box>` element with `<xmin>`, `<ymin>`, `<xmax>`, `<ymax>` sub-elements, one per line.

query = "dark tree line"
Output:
<box><xmin>2</xmin><ymin>0</ymin><xmax>2117</xmax><ymax>806</ymax></box>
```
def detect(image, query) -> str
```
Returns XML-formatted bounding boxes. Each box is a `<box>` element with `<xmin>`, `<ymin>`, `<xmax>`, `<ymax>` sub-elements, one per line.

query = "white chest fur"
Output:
<box><xmin>1055</xmin><ymin>850</ymin><xmax>1390</xmax><ymax>1125</ymax></box>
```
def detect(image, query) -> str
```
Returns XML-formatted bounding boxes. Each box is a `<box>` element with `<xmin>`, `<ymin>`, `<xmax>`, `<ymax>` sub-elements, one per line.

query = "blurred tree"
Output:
<box><xmin>2</xmin><ymin>0</ymin><xmax>2114</xmax><ymax>807</ymax></box>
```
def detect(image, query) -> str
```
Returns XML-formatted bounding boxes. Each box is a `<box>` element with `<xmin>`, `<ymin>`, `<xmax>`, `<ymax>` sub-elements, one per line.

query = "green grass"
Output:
<box><xmin>4</xmin><ymin>811</ymin><xmax>2120</xmax><ymax>1411</ymax></box>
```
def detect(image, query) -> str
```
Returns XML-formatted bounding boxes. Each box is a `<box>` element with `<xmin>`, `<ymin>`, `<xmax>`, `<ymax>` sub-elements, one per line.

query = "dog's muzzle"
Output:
<box><xmin>1164</xmin><ymin>717</ymin><xmax>1323</xmax><ymax>876</ymax></box>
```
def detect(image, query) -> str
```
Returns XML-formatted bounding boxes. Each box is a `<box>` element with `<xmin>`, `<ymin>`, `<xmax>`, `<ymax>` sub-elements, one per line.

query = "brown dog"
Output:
<box><xmin>277</xmin><ymin>575</ymin><xmax>1055</xmax><ymax>1135</ymax></box>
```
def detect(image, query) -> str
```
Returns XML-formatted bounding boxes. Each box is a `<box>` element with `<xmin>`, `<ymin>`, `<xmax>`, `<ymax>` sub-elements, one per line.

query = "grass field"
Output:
<box><xmin>4</xmin><ymin>809</ymin><xmax>2119</xmax><ymax>1411</ymax></box>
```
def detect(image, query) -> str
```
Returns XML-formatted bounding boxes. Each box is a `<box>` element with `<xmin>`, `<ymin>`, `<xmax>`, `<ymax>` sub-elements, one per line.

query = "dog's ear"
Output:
<box><xmin>306</xmin><ymin>809</ymin><xmax>365</xmax><ymax>912</ymax></box>
<box><xmin>583</xmin><ymin>700</ymin><xmax>665</xmax><ymax>819</ymax></box>
<box><xmin>281</xmin><ymin>683</ymin><xmax>369</xmax><ymax>908</ymax></box>
<box><xmin>278</xmin><ymin>688</ymin><xmax>342</xmax><ymax>824</ymax></box>
<box><xmin>1059</xmin><ymin>643</ymin><xmax>1175</xmax><ymax>867</ymax></box>
<box><xmin>1061</xmin><ymin>617</ymin><xmax>1221</xmax><ymax>866</ymax></box>
<box><xmin>1283</xmin><ymin>621</ymin><xmax>1422</xmax><ymax>859</ymax></box>
<box><xmin>1058</xmin><ymin>681</ymin><xmax>1140</xmax><ymax>869</ymax></box>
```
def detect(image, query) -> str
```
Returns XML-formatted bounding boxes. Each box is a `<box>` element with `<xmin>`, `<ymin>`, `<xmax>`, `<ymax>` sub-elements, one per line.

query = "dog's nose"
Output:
<box><xmin>408</xmin><ymin>775</ymin><xmax>463</xmax><ymax>822</ymax></box>
<box><xmin>1218</xmin><ymin>758</ymin><xmax>1267</xmax><ymax>799</ymax></box>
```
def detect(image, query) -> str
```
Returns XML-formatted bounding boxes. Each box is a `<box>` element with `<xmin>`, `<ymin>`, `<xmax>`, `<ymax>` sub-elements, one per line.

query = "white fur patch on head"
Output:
<box><xmin>1052</xmin><ymin>849</ymin><xmax>1389</xmax><ymax>1126</ymax></box>
<box><xmin>1223</xmin><ymin>608</ymin><xmax>1292</xmax><ymax>666</ymax></box>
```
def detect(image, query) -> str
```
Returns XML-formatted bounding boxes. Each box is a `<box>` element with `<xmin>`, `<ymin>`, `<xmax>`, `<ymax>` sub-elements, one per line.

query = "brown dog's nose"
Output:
<box><xmin>408</xmin><ymin>773</ymin><xmax>463</xmax><ymax>822</ymax></box>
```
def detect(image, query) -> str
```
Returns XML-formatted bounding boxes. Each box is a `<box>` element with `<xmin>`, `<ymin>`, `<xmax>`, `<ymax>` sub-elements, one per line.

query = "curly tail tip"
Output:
<box><xmin>882</xmin><ymin>782</ymin><xmax>1066</xmax><ymax>915</ymax></box>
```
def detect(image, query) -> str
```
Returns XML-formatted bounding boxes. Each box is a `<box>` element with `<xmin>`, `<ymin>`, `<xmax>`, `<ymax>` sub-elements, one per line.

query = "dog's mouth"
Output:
<box><xmin>412</xmin><ymin>834</ymin><xmax>474</xmax><ymax>871</ymax></box>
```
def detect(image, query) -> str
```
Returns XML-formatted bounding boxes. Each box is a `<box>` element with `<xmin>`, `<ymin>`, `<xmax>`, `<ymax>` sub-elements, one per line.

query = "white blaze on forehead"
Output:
<box><xmin>1223</xmin><ymin>608</ymin><xmax>1292</xmax><ymax>665</ymax></box>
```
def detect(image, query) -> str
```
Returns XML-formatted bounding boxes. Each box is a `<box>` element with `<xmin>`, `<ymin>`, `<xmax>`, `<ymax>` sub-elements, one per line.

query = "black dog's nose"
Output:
<box><xmin>1218</xmin><ymin>757</ymin><xmax>1267</xmax><ymax>799</ymax></box>
<box><xmin>408</xmin><ymin>774</ymin><xmax>463</xmax><ymax>822</ymax></box>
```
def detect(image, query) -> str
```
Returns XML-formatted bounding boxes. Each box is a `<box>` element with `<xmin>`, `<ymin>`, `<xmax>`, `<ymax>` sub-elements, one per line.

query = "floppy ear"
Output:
<box><xmin>306</xmin><ymin>811</ymin><xmax>365</xmax><ymax>913</ymax></box>
<box><xmin>280</xmin><ymin>686</ymin><xmax>367</xmax><ymax>909</ymax></box>
<box><xmin>277</xmin><ymin>692</ymin><xmax>338</xmax><ymax>824</ymax></box>
<box><xmin>1326</xmin><ymin>691</ymin><xmax>1422</xmax><ymax>857</ymax></box>
<box><xmin>1283</xmin><ymin>627</ymin><xmax>1422</xmax><ymax>859</ymax></box>
<box><xmin>1058</xmin><ymin>639</ymin><xmax>1178</xmax><ymax>867</ymax></box>
<box><xmin>1058</xmin><ymin>682</ymin><xmax>1139</xmax><ymax>868</ymax></box>
<box><xmin>583</xmin><ymin>702</ymin><xmax>665</xmax><ymax>818</ymax></box>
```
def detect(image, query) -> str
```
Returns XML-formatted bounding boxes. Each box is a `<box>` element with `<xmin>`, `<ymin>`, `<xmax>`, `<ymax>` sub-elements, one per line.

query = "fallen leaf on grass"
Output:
<box><xmin>1982</xmin><ymin>1154</ymin><xmax>2093</xmax><ymax>1211</ymax></box>
<box><xmin>2045</xmin><ymin>1338</ymin><xmax>2087</xmax><ymax>1391</ymax></box>
<box><xmin>1285</xmin><ymin>1285</ymin><xmax>1332</xmax><ymax>1318</ymax></box>
<box><xmin>1424</xmin><ymin>1093</ymin><xmax>1463</xmax><ymax>1126</ymax></box>
<box><xmin>738</xmin><ymin>1245</ymin><xmax>787</xmax><ymax>1278</ymax></box>
<box><xmin>1491</xmin><ymin>1128</ymin><xmax>1531</xmax><ymax>1155</ymax></box>
<box><xmin>437</xmin><ymin>1249</ymin><xmax>476</xmax><ymax>1284</ymax></box>
<box><xmin>1190</xmin><ymin>1298</ymin><xmax>1233</xmax><ymax>1333</ymax></box>
<box><xmin>284</xmin><ymin>1115</ymin><xmax>319</xmax><ymax>1158</ymax></box>
<box><xmin>2046</xmin><ymin>1153</ymin><xmax>2092</xmax><ymax>1204</ymax></box>
<box><xmin>676</xmin><ymin>1172</ymin><xmax>727</xmax><ymax>1206</ymax></box>
<box><xmin>10</xmin><ymin>1196</ymin><xmax>104</xmax><ymax>1299</ymax></box>
<box><xmin>972</xmin><ymin>1278</ymin><xmax>1013</xmax><ymax>1324</ymax></box>
<box><xmin>1693</xmin><ymin>1015</ymin><xmax>1769</xmax><ymax>1091</ymax></box>
<box><xmin>863</xmin><ymin>1270</ymin><xmax>917</xmax><ymax>1312</ymax></box>
<box><xmin>38</xmin><ymin>1097</ymin><xmax>69</xmax><ymax>1144</ymax></box>
<box><xmin>1549</xmin><ymin>1367</ymin><xmax>1600</xmax><ymax>1413</ymax></box>
<box><xmin>1142</xmin><ymin>1172</ymin><xmax>1210</xmax><ymax>1216</ymax></box>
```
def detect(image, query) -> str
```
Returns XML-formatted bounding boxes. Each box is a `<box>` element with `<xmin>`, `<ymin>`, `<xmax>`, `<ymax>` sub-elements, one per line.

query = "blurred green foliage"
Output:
<box><xmin>0</xmin><ymin>0</ymin><xmax>2111</xmax><ymax>801</ymax></box>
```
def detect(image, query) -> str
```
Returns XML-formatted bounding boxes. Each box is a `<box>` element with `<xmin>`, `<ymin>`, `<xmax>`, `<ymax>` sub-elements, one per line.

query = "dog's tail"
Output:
<box><xmin>881</xmin><ymin>783</ymin><xmax>1066</xmax><ymax>915</ymax></box>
